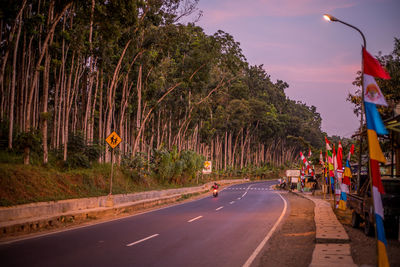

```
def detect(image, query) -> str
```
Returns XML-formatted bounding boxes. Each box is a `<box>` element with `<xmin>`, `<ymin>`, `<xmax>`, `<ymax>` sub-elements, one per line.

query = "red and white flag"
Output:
<box><xmin>300</xmin><ymin>152</ymin><xmax>310</xmax><ymax>170</ymax></box>
<box><xmin>347</xmin><ymin>144</ymin><xmax>355</xmax><ymax>161</ymax></box>
<box><xmin>325</xmin><ymin>136</ymin><xmax>331</xmax><ymax>151</ymax></box>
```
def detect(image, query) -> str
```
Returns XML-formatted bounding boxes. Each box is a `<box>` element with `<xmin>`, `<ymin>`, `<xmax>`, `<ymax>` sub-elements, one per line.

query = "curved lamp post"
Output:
<box><xmin>323</xmin><ymin>14</ymin><xmax>366</xmax><ymax>194</ymax></box>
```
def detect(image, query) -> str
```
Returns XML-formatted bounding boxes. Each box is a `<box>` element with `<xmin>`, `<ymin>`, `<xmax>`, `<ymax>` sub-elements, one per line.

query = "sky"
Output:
<box><xmin>184</xmin><ymin>0</ymin><xmax>400</xmax><ymax>138</ymax></box>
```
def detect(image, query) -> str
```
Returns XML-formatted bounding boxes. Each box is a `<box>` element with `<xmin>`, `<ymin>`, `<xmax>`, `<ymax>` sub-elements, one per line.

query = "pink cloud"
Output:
<box><xmin>201</xmin><ymin>0</ymin><xmax>357</xmax><ymax>24</ymax></box>
<box><xmin>266</xmin><ymin>62</ymin><xmax>359</xmax><ymax>84</ymax></box>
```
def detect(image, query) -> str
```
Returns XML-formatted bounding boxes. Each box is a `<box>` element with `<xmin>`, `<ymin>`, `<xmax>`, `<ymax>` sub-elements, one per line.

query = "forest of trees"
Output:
<box><xmin>0</xmin><ymin>0</ymin><xmax>325</xmax><ymax>175</ymax></box>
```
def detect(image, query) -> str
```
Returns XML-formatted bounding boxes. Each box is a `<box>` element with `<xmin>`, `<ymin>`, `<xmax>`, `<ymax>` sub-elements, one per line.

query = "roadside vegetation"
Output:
<box><xmin>0</xmin><ymin>1</ymin><xmax>325</xmax><ymax>206</ymax></box>
<box><xmin>0</xmin><ymin>143</ymin><xmax>283</xmax><ymax>206</ymax></box>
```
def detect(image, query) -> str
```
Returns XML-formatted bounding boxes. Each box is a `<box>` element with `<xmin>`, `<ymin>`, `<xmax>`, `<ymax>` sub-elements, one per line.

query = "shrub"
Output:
<box><xmin>151</xmin><ymin>148</ymin><xmax>204</xmax><ymax>184</ymax></box>
<box><xmin>63</xmin><ymin>132</ymin><xmax>103</xmax><ymax>169</ymax></box>
<box><xmin>121</xmin><ymin>152</ymin><xmax>151</xmax><ymax>183</ymax></box>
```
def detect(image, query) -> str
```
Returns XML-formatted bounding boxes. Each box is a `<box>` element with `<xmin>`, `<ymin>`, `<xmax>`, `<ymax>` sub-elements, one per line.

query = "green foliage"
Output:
<box><xmin>14</xmin><ymin>130</ymin><xmax>42</xmax><ymax>152</ymax></box>
<box><xmin>64</xmin><ymin>133</ymin><xmax>102</xmax><ymax>169</ymax></box>
<box><xmin>152</xmin><ymin>148</ymin><xmax>204</xmax><ymax>184</ymax></box>
<box><xmin>121</xmin><ymin>152</ymin><xmax>151</xmax><ymax>183</ymax></box>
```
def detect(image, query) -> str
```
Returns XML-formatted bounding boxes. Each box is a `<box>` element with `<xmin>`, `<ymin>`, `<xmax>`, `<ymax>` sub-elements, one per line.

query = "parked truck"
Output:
<box><xmin>347</xmin><ymin>176</ymin><xmax>400</xmax><ymax>237</ymax></box>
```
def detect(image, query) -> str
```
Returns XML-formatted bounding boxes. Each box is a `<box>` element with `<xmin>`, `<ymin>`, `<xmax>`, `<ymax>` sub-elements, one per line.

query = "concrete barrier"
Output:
<box><xmin>0</xmin><ymin>179</ymin><xmax>247</xmax><ymax>239</ymax></box>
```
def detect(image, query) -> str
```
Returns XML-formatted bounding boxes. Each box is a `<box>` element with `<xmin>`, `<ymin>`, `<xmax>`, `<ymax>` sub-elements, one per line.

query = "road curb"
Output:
<box><xmin>290</xmin><ymin>191</ymin><xmax>356</xmax><ymax>267</ymax></box>
<box><xmin>0</xmin><ymin>179</ymin><xmax>248</xmax><ymax>240</ymax></box>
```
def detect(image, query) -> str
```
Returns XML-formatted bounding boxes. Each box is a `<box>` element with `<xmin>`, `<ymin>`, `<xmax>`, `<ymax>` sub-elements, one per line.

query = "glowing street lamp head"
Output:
<box><xmin>323</xmin><ymin>14</ymin><xmax>338</xmax><ymax>22</ymax></box>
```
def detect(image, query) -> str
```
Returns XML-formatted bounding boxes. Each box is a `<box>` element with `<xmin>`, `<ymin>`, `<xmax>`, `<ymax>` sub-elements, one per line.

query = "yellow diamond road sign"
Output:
<box><xmin>106</xmin><ymin>131</ymin><xmax>122</xmax><ymax>149</ymax></box>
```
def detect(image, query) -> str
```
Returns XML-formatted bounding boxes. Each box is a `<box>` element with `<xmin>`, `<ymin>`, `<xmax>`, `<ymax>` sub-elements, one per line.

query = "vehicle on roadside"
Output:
<box><xmin>347</xmin><ymin>176</ymin><xmax>400</xmax><ymax>237</ymax></box>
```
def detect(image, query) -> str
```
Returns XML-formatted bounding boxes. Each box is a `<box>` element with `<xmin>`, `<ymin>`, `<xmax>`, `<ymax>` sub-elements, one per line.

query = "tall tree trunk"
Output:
<box><xmin>41</xmin><ymin>4</ymin><xmax>55</xmax><ymax>164</ymax></box>
<box><xmin>41</xmin><ymin>51</ymin><xmax>51</xmax><ymax>164</ymax></box>
<box><xmin>136</xmin><ymin>64</ymin><xmax>142</xmax><ymax>136</ymax></box>
<box><xmin>98</xmin><ymin>69</ymin><xmax>103</xmax><ymax>162</ymax></box>
<box><xmin>105</xmin><ymin>39</ymin><xmax>132</xmax><ymax>162</ymax></box>
<box><xmin>8</xmin><ymin>9</ymin><xmax>23</xmax><ymax>149</ymax></box>
<box><xmin>23</xmin><ymin>2</ymin><xmax>72</xmax><ymax>164</ymax></box>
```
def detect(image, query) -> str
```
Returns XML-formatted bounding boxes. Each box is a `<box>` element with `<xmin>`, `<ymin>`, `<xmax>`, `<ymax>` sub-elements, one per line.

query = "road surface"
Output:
<box><xmin>1</xmin><ymin>180</ymin><xmax>286</xmax><ymax>267</ymax></box>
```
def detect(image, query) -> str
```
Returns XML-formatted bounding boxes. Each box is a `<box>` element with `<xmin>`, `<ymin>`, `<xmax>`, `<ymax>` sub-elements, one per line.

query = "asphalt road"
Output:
<box><xmin>1</xmin><ymin>180</ymin><xmax>286</xmax><ymax>267</ymax></box>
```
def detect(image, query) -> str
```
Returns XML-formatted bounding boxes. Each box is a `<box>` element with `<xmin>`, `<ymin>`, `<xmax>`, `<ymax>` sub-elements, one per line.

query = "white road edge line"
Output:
<box><xmin>126</xmin><ymin>234</ymin><xmax>159</xmax><ymax>247</ymax></box>
<box><xmin>216</xmin><ymin>206</ymin><xmax>224</xmax><ymax>211</ymax></box>
<box><xmin>188</xmin><ymin>216</ymin><xmax>203</xmax><ymax>222</ymax></box>
<box><xmin>242</xmin><ymin>192</ymin><xmax>288</xmax><ymax>267</ymax></box>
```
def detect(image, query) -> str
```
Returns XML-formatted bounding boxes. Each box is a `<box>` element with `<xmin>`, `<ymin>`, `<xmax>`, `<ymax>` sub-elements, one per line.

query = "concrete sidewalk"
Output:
<box><xmin>294</xmin><ymin>191</ymin><xmax>357</xmax><ymax>267</ymax></box>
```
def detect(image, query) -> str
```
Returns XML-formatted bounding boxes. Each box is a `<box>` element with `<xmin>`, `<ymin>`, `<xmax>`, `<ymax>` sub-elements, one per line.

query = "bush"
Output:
<box><xmin>152</xmin><ymin>148</ymin><xmax>204</xmax><ymax>184</ymax></box>
<box><xmin>121</xmin><ymin>152</ymin><xmax>151</xmax><ymax>183</ymax></box>
<box><xmin>65</xmin><ymin>153</ymin><xmax>90</xmax><ymax>169</ymax></box>
<box><xmin>63</xmin><ymin>132</ymin><xmax>103</xmax><ymax>169</ymax></box>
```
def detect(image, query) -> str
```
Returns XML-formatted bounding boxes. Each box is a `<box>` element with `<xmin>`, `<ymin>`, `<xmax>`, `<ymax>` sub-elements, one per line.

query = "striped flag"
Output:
<box><xmin>299</xmin><ymin>152</ymin><xmax>311</xmax><ymax>170</ymax></box>
<box><xmin>364</xmin><ymin>49</ymin><xmax>390</xmax><ymax>265</ymax></box>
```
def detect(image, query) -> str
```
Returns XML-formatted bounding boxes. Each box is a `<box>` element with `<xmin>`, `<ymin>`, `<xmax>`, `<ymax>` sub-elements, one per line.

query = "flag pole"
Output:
<box><xmin>323</xmin><ymin>16</ymin><xmax>386</xmax><ymax>266</ymax></box>
<box><xmin>323</xmin><ymin>14</ymin><xmax>366</xmax><ymax>194</ymax></box>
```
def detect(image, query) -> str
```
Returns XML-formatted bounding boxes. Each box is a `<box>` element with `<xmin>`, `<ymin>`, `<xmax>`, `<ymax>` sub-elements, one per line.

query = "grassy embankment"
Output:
<box><xmin>0</xmin><ymin>150</ymin><xmax>282</xmax><ymax>207</ymax></box>
<box><xmin>0</xmin><ymin>162</ymin><xmax>220</xmax><ymax>207</ymax></box>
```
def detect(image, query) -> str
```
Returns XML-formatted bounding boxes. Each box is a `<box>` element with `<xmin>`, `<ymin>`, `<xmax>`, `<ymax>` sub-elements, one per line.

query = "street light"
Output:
<box><xmin>323</xmin><ymin>14</ymin><xmax>366</xmax><ymax>194</ymax></box>
<box><xmin>323</xmin><ymin>14</ymin><xmax>366</xmax><ymax>47</ymax></box>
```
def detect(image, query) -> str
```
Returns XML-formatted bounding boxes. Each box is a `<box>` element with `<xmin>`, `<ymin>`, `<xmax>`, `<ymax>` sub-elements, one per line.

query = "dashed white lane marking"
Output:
<box><xmin>243</xmin><ymin>192</ymin><xmax>288</xmax><ymax>267</ymax></box>
<box><xmin>238</xmin><ymin>197</ymin><xmax>241</xmax><ymax>200</ymax></box>
<box><xmin>227</xmin><ymin>187</ymin><xmax>270</xmax><ymax>191</ymax></box>
<box><xmin>126</xmin><ymin>234</ymin><xmax>159</xmax><ymax>247</ymax></box>
<box><xmin>230</xmin><ymin>201</ymin><xmax>235</xmax><ymax>204</ymax></box>
<box><xmin>216</xmin><ymin>206</ymin><xmax>224</xmax><ymax>211</ymax></box>
<box><xmin>188</xmin><ymin>216</ymin><xmax>203</xmax><ymax>223</ymax></box>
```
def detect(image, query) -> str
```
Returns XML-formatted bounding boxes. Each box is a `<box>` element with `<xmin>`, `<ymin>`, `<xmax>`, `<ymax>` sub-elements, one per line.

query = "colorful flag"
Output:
<box><xmin>327</xmin><ymin>149</ymin><xmax>334</xmax><ymax>177</ymax></box>
<box><xmin>365</xmin><ymin>102</ymin><xmax>388</xmax><ymax>163</ymax></box>
<box><xmin>370</xmin><ymin>158</ymin><xmax>389</xmax><ymax>267</ymax></box>
<box><xmin>325</xmin><ymin>136</ymin><xmax>332</xmax><ymax>150</ymax></box>
<box><xmin>363</xmin><ymin>48</ymin><xmax>390</xmax><ymax>79</ymax></box>
<box><xmin>365</xmin><ymin>102</ymin><xmax>388</xmax><ymax>136</ymax></box>
<box><xmin>343</xmin><ymin>160</ymin><xmax>352</xmax><ymax>185</ymax></box>
<box><xmin>333</xmin><ymin>144</ymin><xmax>338</xmax><ymax>171</ymax></box>
<box><xmin>364</xmin><ymin>83</ymin><xmax>389</xmax><ymax>266</ymax></box>
<box><xmin>348</xmin><ymin>144</ymin><xmax>355</xmax><ymax>161</ymax></box>
<box><xmin>299</xmin><ymin>152</ymin><xmax>311</xmax><ymax>170</ymax></box>
<box><xmin>337</xmin><ymin>141</ymin><xmax>343</xmax><ymax>170</ymax></box>
<box><xmin>343</xmin><ymin>144</ymin><xmax>355</xmax><ymax>186</ymax></box>
<box><xmin>364</xmin><ymin>74</ymin><xmax>388</xmax><ymax>106</ymax></box>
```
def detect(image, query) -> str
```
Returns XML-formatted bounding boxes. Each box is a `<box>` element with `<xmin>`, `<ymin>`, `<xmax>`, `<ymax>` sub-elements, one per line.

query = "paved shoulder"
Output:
<box><xmin>299</xmin><ymin>193</ymin><xmax>357</xmax><ymax>267</ymax></box>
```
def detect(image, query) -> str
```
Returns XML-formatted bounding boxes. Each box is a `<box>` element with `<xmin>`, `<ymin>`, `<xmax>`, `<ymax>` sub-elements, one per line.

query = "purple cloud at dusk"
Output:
<box><xmin>185</xmin><ymin>0</ymin><xmax>400</xmax><ymax>137</ymax></box>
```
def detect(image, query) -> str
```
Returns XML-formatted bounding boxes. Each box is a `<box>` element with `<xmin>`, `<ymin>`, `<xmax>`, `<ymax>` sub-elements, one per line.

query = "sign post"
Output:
<box><xmin>105</xmin><ymin>131</ymin><xmax>122</xmax><ymax>199</ymax></box>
